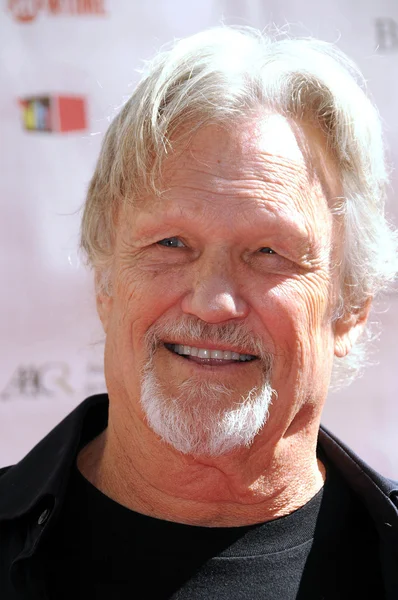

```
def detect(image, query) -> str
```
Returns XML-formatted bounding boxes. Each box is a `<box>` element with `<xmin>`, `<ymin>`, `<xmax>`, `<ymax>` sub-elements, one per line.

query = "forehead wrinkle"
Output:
<box><xmin>164</xmin><ymin>149</ymin><xmax>310</xmax><ymax>196</ymax></box>
<box><xmin>164</xmin><ymin>143</ymin><xmax>311</xmax><ymax>184</ymax></box>
<box><xmin>162</xmin><ymin>154</ymin><xmax>317</xmax><ymax>228</ymax></box>
<box><xmin>163</xmin><ymin>115</ymin><xmax>341</xmax><ymax>204</ymax></box>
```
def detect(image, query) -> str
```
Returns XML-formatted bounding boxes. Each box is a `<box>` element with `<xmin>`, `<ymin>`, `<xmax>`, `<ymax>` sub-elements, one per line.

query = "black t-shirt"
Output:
<box><xmin>39</xmin><ymin>453</ymin><xmax>384</xmax><ymax>599</ymax></box>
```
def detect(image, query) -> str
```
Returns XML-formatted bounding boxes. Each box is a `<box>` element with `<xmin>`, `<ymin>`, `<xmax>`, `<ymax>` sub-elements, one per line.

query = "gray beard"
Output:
<box><xmin>140</xmin><ymin>362</ymin><xmax>275</xmax><ymax>457</ymax></box>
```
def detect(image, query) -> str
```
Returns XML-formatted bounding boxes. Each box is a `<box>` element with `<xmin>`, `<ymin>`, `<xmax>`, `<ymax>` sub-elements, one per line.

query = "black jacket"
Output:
<box><xmin>0</xmin><ymin>394</ymin><xmax>398</xmax><ymax>599</ymax></box>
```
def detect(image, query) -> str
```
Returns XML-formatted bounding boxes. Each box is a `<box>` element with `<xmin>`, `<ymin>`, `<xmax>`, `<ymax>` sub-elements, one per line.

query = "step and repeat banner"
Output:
<box><xmin>1</xmin><ymin>0</ymin><xmax>398</xmax><ymax>475</ymax></box>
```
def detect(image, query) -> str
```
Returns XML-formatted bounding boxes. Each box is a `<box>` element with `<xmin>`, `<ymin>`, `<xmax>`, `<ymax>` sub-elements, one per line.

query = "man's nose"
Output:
<box><xmin>181</xmin><ymin>253</ymin><xmax>249</xmax><ymax>324</ymax></box>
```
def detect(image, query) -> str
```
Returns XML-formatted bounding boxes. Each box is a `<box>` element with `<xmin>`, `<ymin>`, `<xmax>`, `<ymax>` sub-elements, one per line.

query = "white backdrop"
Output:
<box><xmin>1</xmin><ymin>0</ymin><xmax>397</xmax><ymax>476</ymax></box>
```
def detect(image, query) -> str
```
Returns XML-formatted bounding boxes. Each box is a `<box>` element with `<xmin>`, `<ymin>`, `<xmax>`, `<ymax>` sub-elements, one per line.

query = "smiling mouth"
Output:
<box><xmin>164</xmin><ymin>343</ymin><xmax>258</xmax><ymax>365</ymax></box>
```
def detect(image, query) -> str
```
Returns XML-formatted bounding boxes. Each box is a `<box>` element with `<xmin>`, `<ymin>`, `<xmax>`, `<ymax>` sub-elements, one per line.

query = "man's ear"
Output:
<box><xmin>95</xmin><ymin>271</ymin><xmax>113</xmax><ymax>333</ymax></box>
<box><xmin>333</xmin><ymin>298</ymin><xmax>372</xmax><ymax>358</ymax></box>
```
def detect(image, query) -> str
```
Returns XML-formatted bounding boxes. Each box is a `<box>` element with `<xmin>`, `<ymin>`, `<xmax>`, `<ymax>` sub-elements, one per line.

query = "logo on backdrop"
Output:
<box><xmin>19</xmin><ymin>95</ymin><xmax>88</xmax><ymax>133</ymax></box>
<box><xmin>1</xmin><ymin>364</ymin><xmax>74</xmax><ymax>399</ymax></box>
<box><xmin>8</xmin><ymin>0</ymin><xmax>106</xmax><ymax>23</ymax></box>
<box><xmin>1</xmin><ymin>362</ymin><xmax>105</xmax><ymax>400</ymax></box>
<box><xmin>375</xmin><ymin>18</ymin><xmax>398</xmax><ymax>51</ymax></box>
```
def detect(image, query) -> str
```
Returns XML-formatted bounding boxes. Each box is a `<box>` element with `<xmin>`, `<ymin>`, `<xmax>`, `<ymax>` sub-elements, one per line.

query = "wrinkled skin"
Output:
<box><xmin>80</xmin><ymin>114</ymin><xmax>369</xmax><ymax>526</ymax></box>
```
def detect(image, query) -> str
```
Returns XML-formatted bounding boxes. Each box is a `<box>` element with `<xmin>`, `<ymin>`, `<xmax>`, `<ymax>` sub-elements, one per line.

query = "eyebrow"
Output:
<box><xmin>131</xmin><ymin>203</ymin><xmax>311</xmax><ymax>250</ymax></box>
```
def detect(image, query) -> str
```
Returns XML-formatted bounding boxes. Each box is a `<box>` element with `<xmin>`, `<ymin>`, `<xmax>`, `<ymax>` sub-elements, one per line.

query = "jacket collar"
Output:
<box><xmin>1</xmin><ymin>393</ymin><xmax>397</xmax><ymax>534</ymax></box>
<box><xmin>319</xmin><ymin>425</ymin><xmax>398</xmax><ymax>537</ymax></box>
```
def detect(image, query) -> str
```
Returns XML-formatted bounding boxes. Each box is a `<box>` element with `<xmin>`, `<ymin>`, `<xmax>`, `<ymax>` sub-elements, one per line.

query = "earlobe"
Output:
<box><xmin>334</xmin><ymin>316</ymin><xmax>361</xmax><ymax>358</ymax></box>
<box><xmin>334</xmin><ymin>299</ymin><xmax>372</xmax><ymax>358</ymax></box>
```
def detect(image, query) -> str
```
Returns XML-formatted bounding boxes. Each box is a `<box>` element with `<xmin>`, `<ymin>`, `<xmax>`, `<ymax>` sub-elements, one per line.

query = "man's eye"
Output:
<box><xmin>157</xmin><ymin>237</ymin><xmax>185</xmax><ymax>248</ymax></box>
<box><xmin>259</xmin><ymin>247</ymin><xmax>277</xmax><ymax>255</ymax></box>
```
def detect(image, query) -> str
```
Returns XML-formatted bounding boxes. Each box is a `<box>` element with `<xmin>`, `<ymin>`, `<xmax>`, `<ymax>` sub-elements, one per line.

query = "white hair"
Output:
<box><xmin>140</xmin><ymin>367</ymin><xmax>275</xmax><ymax>457</ymax></box>
<box><xmin>80</xmin><ymin>26</ymin><xmax>398</xmax><ymax>387</ymax></box>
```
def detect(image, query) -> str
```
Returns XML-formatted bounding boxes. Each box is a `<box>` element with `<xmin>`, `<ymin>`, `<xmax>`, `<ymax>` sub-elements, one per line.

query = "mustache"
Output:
<box><xmin>144</xmin><ymin>316</ymin><xmax>274</xmax><ymax>367</ymax></box>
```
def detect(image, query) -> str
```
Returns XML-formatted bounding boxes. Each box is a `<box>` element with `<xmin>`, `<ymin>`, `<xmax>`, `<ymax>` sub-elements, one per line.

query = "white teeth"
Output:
<box><xmin>210</xmin><ymin>350</ymin><xmax>224</xmax><ymax>359</ymax></box>
<box><xmin>172</xmin><ymin>344</ymin><xmax>255</xmax><ymax>362</ymax></box>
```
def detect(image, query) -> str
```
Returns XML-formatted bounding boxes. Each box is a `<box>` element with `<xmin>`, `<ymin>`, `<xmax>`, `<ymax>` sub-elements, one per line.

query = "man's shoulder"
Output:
<box><xmin>0</xmin><ymin>395</ymin><xmax>109</xmax><ymax>597</ymax></box>
<box><xmin>319</xmin><ymin>425</ymin><xmax>398</xmax><ymax>521</ymax></box>
<box><xmin>0</xmin><ymin>394</ymin><xmax>109</xmax><ymax>520</ymax></box>
<box><xmin>0</xmin><ymin>465</ymin><xmax>12</xmax><ymax>478</ymax></box>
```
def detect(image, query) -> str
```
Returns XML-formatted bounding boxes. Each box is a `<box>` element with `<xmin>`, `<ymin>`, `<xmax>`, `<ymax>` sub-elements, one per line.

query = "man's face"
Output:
<box><xmin>98</xmin><ymin>113</ymin><xmax>346</xmax><ymax>457</ymax></box>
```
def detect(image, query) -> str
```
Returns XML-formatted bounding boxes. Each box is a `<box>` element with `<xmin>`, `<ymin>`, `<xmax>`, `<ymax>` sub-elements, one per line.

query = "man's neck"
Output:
<box><xmin>77</xmin><ymin>410</ymin><xmax>326</xmax><ymax>527</ymax></box>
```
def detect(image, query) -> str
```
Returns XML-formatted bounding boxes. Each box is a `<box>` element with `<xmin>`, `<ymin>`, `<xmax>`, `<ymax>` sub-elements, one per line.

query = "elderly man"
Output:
<box><xmin>1</xmin><ymin>27</ymin><xmax>398</xmax><ymax>600</ymax></box>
